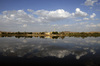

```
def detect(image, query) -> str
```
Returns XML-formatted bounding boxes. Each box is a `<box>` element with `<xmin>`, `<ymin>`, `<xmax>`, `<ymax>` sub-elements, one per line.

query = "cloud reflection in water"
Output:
<box><xmin>0</xmin><ymin>37</ymin><xmax>100</xmax><ymax>60</ymax></box>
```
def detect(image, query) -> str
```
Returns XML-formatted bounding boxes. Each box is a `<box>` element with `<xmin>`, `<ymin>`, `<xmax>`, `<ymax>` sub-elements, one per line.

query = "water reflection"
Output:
<box><xmin>0</xmin><ymin>35</ymin><xmax>100</xmax><ymax>39</ymax></box>
<box><xmin>0</xmin><ymin>36</ymin><xmax>100</xmax><ymax>60</ymax></box>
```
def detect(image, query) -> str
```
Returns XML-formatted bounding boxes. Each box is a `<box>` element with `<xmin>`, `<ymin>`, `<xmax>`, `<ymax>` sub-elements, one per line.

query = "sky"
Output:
<box><xmin>0</xmin><ymin>0</ymin><xmax>100</xmax><ymax>32</ymax></box>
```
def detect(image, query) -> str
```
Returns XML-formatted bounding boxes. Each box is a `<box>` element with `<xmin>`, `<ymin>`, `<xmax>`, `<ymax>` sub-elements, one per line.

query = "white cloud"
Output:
<box><xmin>72</xmin><ymin>8</ymin><xmax>88</xmax><ymax>17</ymax></box>
<box><xmin>76</xmin><ymin>13</ymin><xmax>97</xmax><ymax>21</ymax></box>
<box><xmin>35</xmin><ymin>9</ymin><xmax>71</xmax><ymax>18</ymax></box>
<box><xmin>90</xmin><ymin>24</ymin><xmax>97</xmax><ymax>27</ymax></box>
<box><xmin>0</xmin><ymin>8</ymin><xmax>91</xmax><ymax>25</ymax></box>
<box><xmin>52</xmin><ymin>24</ymin><xmax>58</xmax><ymax>26</ymax></box>
<box><xmin>75</xmin><ymin>19</ymin><xmax>82</xmax><ymax>21</ymax></box>
<box><xmin>10</xmin><ymin>14</ymin><xmax>15</xmax><ymax>17</ymax></box>
<box><xmin>85</xmin><ymin>23</ymin><xmax>100</xmax><ymax>27</ymax></box>
<box><xmin>34</xmin><ymin>9</ymin><xmax>71</xmax><ymax>22</ymax></box>
<box><xmin>90</xmin><ymin>13</ymin><xmax>96</xmax><ymax>19</ymax></box>
<box><xmin>17</xmin><ymin>10</ymin><xmax>27</xmax><ymax>15</ymax></box>
<box><xmin>79</xmin><ymin>22</ymin><xmax>88</xmax><ymax>25</ymax></box>
<box><xmin>64</xmin><ymin>24</ymin><xmax>71</xmax><ymax>27</ymax></box>
<box><xmin>0</xmin><ymin>9</ymin><xmax>99</xmax><ymax>32</ymax></box>
<box><xmin>23</xmin><ymin>24</ymin><xmax>27</xmax><ymax>27</ymax></box>
<box><xmin>83</xmin><ymin>18</ymin><xmax>89</xmax><ymax>20</ymax></box>
<box><xmin>27</xmin><ymin>9</ymin><xmax>34</xmax><ymax>12</ymax></box>
<box><xmin>0</xmin><ymin>10</ymin><xmax>36</xmax><ymax>24</ymax></box>
<box><xmin>84</xmin><ymin>0</ymin><xmax>98</xmax><ymax>6</ymax></box>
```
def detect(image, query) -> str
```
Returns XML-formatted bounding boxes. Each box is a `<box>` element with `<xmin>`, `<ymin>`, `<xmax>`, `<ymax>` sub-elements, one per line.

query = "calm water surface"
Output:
<box><xmin>0</xmin><ymin>36</ymin><xmax>100</xmax><ymax>66</ymax></box>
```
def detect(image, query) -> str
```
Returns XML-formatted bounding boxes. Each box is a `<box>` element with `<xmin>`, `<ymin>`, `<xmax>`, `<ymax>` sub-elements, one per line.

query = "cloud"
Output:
<box><xmin>34</xmin><ymin>8</ymin><xmax>89</xmax><ymax>23</ymax></box>
<box><xmin>86</xmin><ymin>24</ymin><xmax>96</xmax><ymax>27</ymax></box>
<box><xmin>72</xmin><ymin>8</ymin><xmax>88</xmax><ymax>17</ymax></box>
<box><xmin>90</xmin><ymin>13</ymin><xmax>96</xmax><ymax>19</ymax></box>
<box><xmin>34</xmin><ymin>9</ymin><xmax>71</xmax><ymax>22</ymax></box>
<box><xmin>0</xmin><ymin>8</ymin><xmax>91</xmax><ymax>25</ymax></box>
<box><xmin>0</xmin><ymin>10</ymin><xmax>35</xmax><ymax>24</ymax></box>
<box><xmin>35</xmin><ymin>9</ymin><xmax>71</xmax><ymax>18</ymax></box>
<box><xmin>75</xmin><ymin>19</ymin><xmax>82</xmax><ymax>21</ymax></box>
<box><xmin>90</xmin><ymin>24</ymin><xmax>97</xmax><ymax>27</ymax></box>
<box><xmin>52</xmin><ymin>24</ymin><xmax>58</xmax><ymax>27</ymax></box>
<box><xmin>64</xmin><ymin>24</ymin><xmax>72</xmax><ymax>27</ymax></box>
<box><xmin>22</xmin><ymin>24</ymin><xmax>27</xmax><ymax>27</ymax></box>
<box><xmin>76</xmin><ymin>13</ymin><xmax>97</xmax><ymax>21</ymax></box>
<box><xmin>84</xmin><ymin>0</ymin><xmax>98</xmax><ymax>6</ymax></box>
<box><xmin>86</xmin><ymin>23</ymin><xmax>100</xmax><ymax>27</ymax></box>
<box><xmin>27</xmin><ymin>9</ymin><xmax>34</xmax><ymax>12</ymax></box>
<box><xmin>83</xmin><ymin>18</ymin><xmax>89</xmax><ymax>20</ymax></box>
<box><xmin>0</xmin><ymin>8</ymin><xmax>99</xmax><ymax>32</ymax></box>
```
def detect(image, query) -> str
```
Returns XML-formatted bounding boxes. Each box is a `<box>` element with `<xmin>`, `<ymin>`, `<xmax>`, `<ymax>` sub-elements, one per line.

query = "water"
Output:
<box><xmin>0</xmin><ymin>36</ymin><xmax>100</xmax><ymax>66</ymax></box>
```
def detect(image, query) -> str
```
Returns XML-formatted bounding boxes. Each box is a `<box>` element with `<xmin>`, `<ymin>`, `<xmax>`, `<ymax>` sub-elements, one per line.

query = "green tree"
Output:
<box><xmin>52</xmin><ymin>31</ymin><xmax>59</xmax><ymax>34</ymax></box>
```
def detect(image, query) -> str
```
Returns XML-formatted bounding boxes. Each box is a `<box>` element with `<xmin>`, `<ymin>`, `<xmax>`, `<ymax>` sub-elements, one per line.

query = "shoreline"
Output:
<box><xmin>0</xmin><ymin>31</ymin><xmax>100</xmax><ymax>38</ymax></box>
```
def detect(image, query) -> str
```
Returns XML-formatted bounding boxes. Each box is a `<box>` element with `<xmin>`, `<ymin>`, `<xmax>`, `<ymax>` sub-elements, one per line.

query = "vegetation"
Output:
<box><xmin>52</xmin><ymin>31</ymin><xmax>59</xmax><ymax>34</ymax></box>
<box><xmin>39</xmin><ymin>32</ymin><xmax>45</xmax><ymax>34</ymax></box>
<box><xmin>0</xmin><ymin>31</ymin><xmax>100</xmax><ymax>38</ymax></box>
<box><xmin>67</xmin><ymin>32</ymin><xmax>100</xmax><ymax>37</ymax></box>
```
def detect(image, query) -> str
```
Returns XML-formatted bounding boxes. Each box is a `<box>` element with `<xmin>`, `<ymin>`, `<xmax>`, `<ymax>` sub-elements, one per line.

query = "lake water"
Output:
<box><xmin>0</xmin><ymin>36</ymin><xmax>100</xmax><ymax>66</ymax></box>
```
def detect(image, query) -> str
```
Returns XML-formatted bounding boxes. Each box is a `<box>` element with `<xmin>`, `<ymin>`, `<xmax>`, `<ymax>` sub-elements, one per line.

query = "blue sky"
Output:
<box><xmin>0</xmin><ymin>0</ymin><xmax>100</xmax><ymax>32</ymax></box>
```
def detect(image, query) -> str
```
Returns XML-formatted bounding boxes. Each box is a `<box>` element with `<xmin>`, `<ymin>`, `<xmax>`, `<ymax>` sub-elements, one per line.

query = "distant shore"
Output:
<box><xmin>0</xmin><ymin>31</ymin><xmax>100</xmax><ymax>38</ymax></box>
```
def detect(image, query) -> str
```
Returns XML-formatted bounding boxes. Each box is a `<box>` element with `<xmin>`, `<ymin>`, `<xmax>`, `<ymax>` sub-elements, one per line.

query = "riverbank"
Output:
<box><xmin>0</xmin><ymin>31</ymin><xmax>100</xmax><ymax>37</ymax></box>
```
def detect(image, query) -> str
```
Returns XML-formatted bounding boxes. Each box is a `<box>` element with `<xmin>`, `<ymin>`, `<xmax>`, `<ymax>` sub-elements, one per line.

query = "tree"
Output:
<box><xmin>52</xmin><ymin>31</ymin><xmax>59</xmax><ymax>34</ymax></box>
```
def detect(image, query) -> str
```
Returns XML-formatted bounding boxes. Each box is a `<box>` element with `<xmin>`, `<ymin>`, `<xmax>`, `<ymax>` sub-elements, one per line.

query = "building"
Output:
<box><xmin>45</xmin><ymin>32</ymin><xmax>51</xmax><ymax>35</ymax></box>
